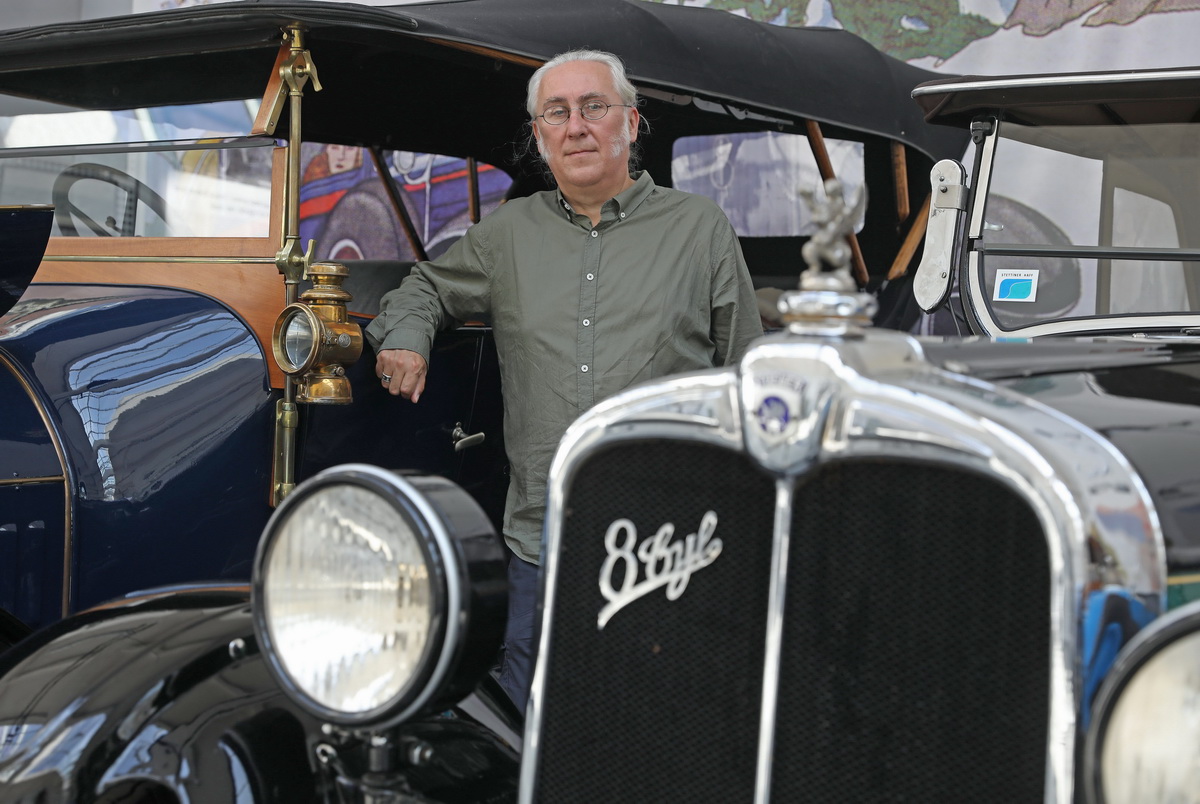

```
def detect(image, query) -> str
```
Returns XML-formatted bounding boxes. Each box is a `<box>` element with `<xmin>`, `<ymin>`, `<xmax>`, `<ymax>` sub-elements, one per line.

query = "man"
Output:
<box><xmin>366</xmin><ymin>49</ymin><xmax>761</xmax><ymax>711</ymax></box>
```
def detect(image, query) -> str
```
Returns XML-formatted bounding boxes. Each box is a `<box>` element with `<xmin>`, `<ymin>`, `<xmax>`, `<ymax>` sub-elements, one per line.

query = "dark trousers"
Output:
<box><xmin>496</xmin><ymin>552</ymin><xmax>539</xmax><ymax>713</ymax></box>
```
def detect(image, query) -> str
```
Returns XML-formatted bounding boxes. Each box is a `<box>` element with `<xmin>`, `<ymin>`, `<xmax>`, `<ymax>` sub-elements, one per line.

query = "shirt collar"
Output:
<box><xmin>555</xmin><ymin>171</ymin><xmax>656</xmax><ymax>222</ymax></box>
<box><xmin>612</xmin><ymin>171</ymin><xmax>654</xmax><ymax>217</ymax></box>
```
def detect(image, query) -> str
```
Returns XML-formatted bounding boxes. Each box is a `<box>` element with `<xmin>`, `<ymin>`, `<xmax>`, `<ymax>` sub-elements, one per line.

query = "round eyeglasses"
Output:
<box><xmin>537</xmin><ymin>101</ymin><xmax>632</xmax><ymax>125</ymax></box>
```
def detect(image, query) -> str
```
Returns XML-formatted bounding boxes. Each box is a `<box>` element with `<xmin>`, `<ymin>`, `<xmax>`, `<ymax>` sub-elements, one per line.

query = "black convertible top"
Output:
<box><xmin>0</xmin><ymin>0</ymin><xmax>965</xmax><ymax>161</ymax></box>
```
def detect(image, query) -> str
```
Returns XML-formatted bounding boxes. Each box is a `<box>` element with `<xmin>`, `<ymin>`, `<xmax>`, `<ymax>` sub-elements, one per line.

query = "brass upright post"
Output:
<box><xmin>270</xmin><ymin>25</ymin><xmax>321</xmax><ymax>506</ymax></box>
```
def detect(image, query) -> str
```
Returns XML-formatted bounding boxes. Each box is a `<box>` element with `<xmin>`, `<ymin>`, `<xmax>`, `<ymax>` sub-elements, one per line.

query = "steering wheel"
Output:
<box><xmin>52</xmin><ymin>163</ymin><xmax>169</xmax><ymax>237</ymax></box>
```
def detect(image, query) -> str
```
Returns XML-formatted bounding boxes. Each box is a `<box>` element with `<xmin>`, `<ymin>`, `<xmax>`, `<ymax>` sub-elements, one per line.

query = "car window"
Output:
<box><xmin>299</xmin><ymin>143</ymin><xmax>512</xmax><ymax>262</ymax></box>
<box><xmin>670</xmin><ymin>131</ymin><xmax>865</xmax><ymax>237</ymax></box>
<box><xmin>0</xmin><ymin>99</ymin><xmax>257</xmax><ymax>147</ymax></box>
<box><xmin>977</xmin><ymin>122</ymin><xmax>1200</xmax><ymax>329</ymax></box>
<box><xmin>0</xmin><ymin>138</ymin><xmax>275</xmax><ymax>238</ymax></box>
<box><xmin>1110</xmin><ymin>188</ymin><xmax>1188</xmax><ymax>314</ymax></box>
<box><xmin>0</xmin><ymin>98</ymin><xmax>272</xmax><ymax>238</ymax></box>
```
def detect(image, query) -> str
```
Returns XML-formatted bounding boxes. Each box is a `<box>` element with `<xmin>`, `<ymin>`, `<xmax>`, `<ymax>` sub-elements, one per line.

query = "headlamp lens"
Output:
<box><xmin>282</xmin><ymin>311</ymin><xmax>316</xmax><ymax>371</ymax></box>
<box><xmin>1096</xmin><ymin>632</ymin><xmax>1200</xmax><ymax>804</ymax></box>
<box><xmin>261</xmin><ymin>482</ymin><xmax>434</xmax><ymax>715</ymax></box>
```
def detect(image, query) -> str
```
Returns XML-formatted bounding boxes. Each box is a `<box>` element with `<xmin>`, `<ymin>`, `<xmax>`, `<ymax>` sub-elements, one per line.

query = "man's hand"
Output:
<box><xmin>377</xmin><ymin>348</ymin><xmax>427</xmax><ymax>402</ymax></box>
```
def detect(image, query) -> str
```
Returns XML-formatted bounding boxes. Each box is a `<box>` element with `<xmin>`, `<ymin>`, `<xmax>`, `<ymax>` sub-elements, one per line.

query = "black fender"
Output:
<box><xmin>0</xmin><ymin>587</ymin><xmax>522</xmax><ymax>803</ymax></box>
<box><xmin>0</xmin><ymin>607</ymin><xmax>32</xmax><ymax>653</ymax></box>
<box><xmin>0</xmin><ymin>587</ymin><xmax>321</xmax><ymax>803</ymax></box>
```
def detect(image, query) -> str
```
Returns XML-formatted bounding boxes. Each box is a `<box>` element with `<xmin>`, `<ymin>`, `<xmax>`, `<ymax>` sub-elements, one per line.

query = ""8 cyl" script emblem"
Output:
<box><xmin>596</xmin><ymin>511</ymin><xmax>722</xmax><ymax>629</ymax></box>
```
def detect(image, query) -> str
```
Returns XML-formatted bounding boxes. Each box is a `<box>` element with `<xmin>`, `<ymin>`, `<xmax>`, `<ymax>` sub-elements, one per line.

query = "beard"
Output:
<box><xmin>608</xmin><ymin>126</ymin><xmax>630</xmax><ymax>159</ymax></box>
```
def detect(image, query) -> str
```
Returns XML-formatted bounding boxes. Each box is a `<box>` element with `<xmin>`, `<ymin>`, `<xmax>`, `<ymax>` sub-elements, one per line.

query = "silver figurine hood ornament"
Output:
<box><xmin>777</xmin><ymin>178</ymin><xmax>877</xmax><ymax>336</ymax></box>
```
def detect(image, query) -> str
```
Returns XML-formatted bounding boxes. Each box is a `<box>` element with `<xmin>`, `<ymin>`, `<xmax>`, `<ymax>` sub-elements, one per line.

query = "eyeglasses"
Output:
<box><xmin>537</xmin><ymin>101</ymin><xmax>632</xmax><ymax>125</ymax></box>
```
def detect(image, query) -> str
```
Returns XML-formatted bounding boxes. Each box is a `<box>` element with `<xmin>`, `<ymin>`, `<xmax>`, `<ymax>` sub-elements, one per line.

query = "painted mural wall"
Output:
<box><xmin>661</xmin><ymin>0</ymin><xmax>1200</xmax><ymax>76</ymax></box>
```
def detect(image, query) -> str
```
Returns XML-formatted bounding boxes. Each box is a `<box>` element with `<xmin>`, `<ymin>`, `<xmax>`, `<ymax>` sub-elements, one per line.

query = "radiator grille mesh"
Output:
<box><xmin>535</xmin><ymin>440</ymin><xmax>777</xmax><ymax>803</ymax></box>
<box><xmin>532</xmin><ymin>443</ymin><xmax>1052</xmax><ymax>803</ymax></box>
<box><xmin>773</xmin><ymin>460</ymin><xmax>1050</xmax><ymax>801</ymax></box>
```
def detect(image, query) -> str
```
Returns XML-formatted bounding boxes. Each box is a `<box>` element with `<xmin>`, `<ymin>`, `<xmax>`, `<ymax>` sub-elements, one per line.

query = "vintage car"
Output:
<box><xmin>3</xmin><ymin>0</ymin><xmax>1198</xmax><ymax>798</ymax></box>
<box><xmin>0</xmin><ymin>0</ymin><xmax>962</xmax><ymax>652</ymax></box>
<box><xmin>0</xmin><ymin>0</ymin><xmax>977</xmax><ymax>801</ymax></box>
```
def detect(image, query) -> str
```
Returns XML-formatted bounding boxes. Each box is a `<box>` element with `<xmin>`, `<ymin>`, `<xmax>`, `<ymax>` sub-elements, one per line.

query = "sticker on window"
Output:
<box><xmin>993</xmin><ymin>269</ymin><xmax>1039</xmax><ymax>303</ymax></box>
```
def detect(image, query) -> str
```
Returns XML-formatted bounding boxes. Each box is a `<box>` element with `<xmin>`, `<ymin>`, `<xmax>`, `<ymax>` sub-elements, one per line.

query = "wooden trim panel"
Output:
<box><xmin>34</xmin><ymin>259</ymin><xmax>288</xmax><ymax>388</ymax></box>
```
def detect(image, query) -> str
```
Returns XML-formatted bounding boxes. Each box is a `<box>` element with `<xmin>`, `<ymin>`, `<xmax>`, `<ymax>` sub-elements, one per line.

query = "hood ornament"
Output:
<box><xmin>777</xmin><ymin>178</ymin><xmax>877</xmax><ymax>336</ymax></box>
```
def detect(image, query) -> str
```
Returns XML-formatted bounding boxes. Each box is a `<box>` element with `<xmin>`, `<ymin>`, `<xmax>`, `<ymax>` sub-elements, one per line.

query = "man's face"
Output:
<box><xmin>532</xmin><ymin>60</ymin><xmax>639</xmax><ymax>198</ymax></box>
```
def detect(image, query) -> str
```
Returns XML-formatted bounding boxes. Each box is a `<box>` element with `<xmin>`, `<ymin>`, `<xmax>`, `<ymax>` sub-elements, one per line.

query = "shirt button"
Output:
<box><xmin>583</xmin><ymin>318</ymin><xmax>591</xmax><ymax>326</ymax></box>
<box><xmin>619</xmin><ymin>212</ymin><xmax>626</xmax><ymax>219</ymax></box>
<box><xmin>581</xmin><ymin>364</ymin><xmax>589</xmax><ymax>373</ymax></box>
<box><xmin>590</xmin><ymin>230</ymin><xmax>598</xmax><ymax>238</ymax></box>
<box><xmin>586</xmin><ymin>273</ymin><xmax>594</xmax><ymax>281</ymax></box>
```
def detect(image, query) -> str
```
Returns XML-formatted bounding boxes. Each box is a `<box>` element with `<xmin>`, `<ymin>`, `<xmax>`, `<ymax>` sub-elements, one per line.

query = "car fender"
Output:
<box><xmin>0</xmin><ymin>283</ymin><xmax>276</xmax><ymax>631</ymax></box>
<box><xmin>0</xmin><ymin>587</ymin><xmax>321</xmax><ymax>804</ymax></box>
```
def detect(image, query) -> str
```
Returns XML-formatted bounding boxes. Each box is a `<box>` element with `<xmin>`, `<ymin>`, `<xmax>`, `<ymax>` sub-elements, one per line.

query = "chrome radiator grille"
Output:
<box><xmin>774</xmin><ymin>461</ymin><xmax>1050</xmax><ymax>801</ymax></box>
<box><xmin>537</xmin><ymin>440</ymin><xmax>777</xmax><ymax>803</ymax></box>
<box><xmin>532</xmin><ymin>441</ymin><xmax>1050</xmax><ymax>803</ymax></box>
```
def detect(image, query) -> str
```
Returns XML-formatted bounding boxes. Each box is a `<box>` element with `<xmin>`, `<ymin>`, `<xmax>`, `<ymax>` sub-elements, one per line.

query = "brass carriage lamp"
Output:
<box><xmin>272</xmin><ymin>261</ymin><xmax>362</xmax><ymax>403</ymax></box>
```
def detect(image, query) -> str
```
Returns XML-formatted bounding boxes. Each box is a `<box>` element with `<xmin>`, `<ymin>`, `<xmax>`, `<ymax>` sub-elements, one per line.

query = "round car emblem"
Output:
<box><xmin>756</xmin><ymin>395</ymin><xmax>791</xmax><ymax>434</ymax></box>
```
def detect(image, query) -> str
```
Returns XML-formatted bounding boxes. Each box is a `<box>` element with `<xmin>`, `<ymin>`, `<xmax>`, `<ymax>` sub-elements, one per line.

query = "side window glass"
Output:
<box><xmin>0</xmin><ymin>99</ymin><xmax>271</xmax><ymax>238</ymax></box>
<box><xmin>980</xmin><ymin>135</ymin><xmax>1098</xmax><ymax>325</ymax></box>
<box><xmin>670</xmin><ymin>131</ymin><xmax>865</xmax><ymax>237</ymax></box>
<box><xmin>388</xmin><ymin>151</ymin><xmax>513</xmax><ymax>259</ymax></box>
<box><xmin>982</xmin><ymin>123</ymin><xmax>1196</xmax><ymax>324</ymax></box>
<box><xmin>1110</xmin><ymin>188</ymin><xmax>1186</xmax><ymax>314</ymax></box>
<box><xmin>299</xmin><ymin>144</ymin><xmax>512</xmax><ymax>262</ymax></box>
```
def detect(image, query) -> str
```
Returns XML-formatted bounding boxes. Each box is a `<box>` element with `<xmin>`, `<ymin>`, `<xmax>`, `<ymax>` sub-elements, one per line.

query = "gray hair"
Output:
<box><xmin>524</xmin><ymin>49</ymin><xmax>644</xmax><ymax>180</ymax></box>
<box><xmin>525</xmin><ymin>49</ymin><xmax>638</xmax><ymax>118</ymax></box>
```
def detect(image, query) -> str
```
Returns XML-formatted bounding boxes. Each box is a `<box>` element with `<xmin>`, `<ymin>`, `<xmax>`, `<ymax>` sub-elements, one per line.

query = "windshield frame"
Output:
<box><xmin>962</xmin><ymin>115</ymin><xmax>1200</xmax><ymax>337</ymax></box>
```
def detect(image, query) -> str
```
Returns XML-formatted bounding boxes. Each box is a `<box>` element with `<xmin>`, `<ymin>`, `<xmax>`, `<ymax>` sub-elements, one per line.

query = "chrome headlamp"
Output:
<box><xmin>1084</xmin><ymin>599</ymin><xmax>1200</xmax><ymax>804</ymax></box>
<box><xmin>272</xmin><ymin>261</ymin><xmax>362</xmax><ymax>404</ymax></box>
<box><xmin>252</xmin><ymin>464</ymin><xmax>507</xmax><ymax>727</ymax></box>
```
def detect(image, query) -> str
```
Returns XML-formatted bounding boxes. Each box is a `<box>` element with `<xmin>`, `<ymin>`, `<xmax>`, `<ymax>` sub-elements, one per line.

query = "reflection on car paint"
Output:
<box><xmin>2</xmin><ymin>285</ymin><xmax>275</xmax><ymax>626</ymax></box>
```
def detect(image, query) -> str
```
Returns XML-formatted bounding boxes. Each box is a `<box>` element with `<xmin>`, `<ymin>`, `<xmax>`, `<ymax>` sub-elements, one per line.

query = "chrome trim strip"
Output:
<box><xmin>0</xmin><ymin>134</ymin><xmax>276</xmax><ymax>159</ymax></box>
<box><xmin>912</xmin><ymin>68</ymin><xmax>1200</xmax><ymax>98</ymax></box>
<box><xmin>978</xmin><ymin>244</ymin><xmax>1200</xmax><ymax>261</ymax></box>
<box><xmin>0</xmin><ymin>351</ymin><xmax>74</xmax><ymax>617</ymax></box>
<box><xmin>965</xmin><ymin>250</ymin><xmax>996</xmax><ymax>336</ymax></box>
<box><xmin>753</xmin><ymin>479</ymin><xmax>793</xmax><ymax>804</ymax></box>
<box><xmin>966</xmin><ymin>116</ymin><xmax>997</xmax><ymax>240</ymax></box>
<box><xmin>42</xmin><ymin>255</ymin><xmax>278</xmax><ymax>264</ymax></box>
<box><xmin>0</xmin><ymin>475</ymin><xmax>65</xmax><ymax>486</ymax></box>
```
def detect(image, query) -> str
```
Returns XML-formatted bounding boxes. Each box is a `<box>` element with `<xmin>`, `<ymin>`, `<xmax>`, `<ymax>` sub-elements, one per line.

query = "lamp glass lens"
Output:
<box><xmin>1100</xmin><ymin>634</ymin><xmax>1200</xmax><ymax>804</ymax></box>
<box><xmin>262</xmin><ymin>483</ymin><xmax>433</xmax><ymax>714</ymax></box>
<box><xmin>283</xmin><ymin>312</ymin><xmax>316</xmax><ymax>370</ymax></box>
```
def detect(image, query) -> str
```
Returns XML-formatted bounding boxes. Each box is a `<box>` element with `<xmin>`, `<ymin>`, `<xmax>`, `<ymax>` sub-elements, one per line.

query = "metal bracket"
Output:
<box><xmin>914</xmin><ymin>159</ymin><xmax>967</xmax><ymax>313</ymax></box>
<box><xmin>452</xmin><ymin>423</ymin><xmax>486</xmax><ymax>452</ymax></box>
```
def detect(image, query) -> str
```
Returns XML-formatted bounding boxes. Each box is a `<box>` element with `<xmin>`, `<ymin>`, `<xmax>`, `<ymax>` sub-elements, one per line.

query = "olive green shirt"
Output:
<box><xmin>365</xmin><ymin>171</ymin><xmax>762</xmax><ymax>563</ymax></box>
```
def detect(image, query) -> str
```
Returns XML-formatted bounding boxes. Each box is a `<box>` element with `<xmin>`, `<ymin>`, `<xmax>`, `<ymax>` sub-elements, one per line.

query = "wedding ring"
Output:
<box><xmin>381</xmin><ymin>373</ymin><xmax>392</xmax><ymax>383</ymax></box>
